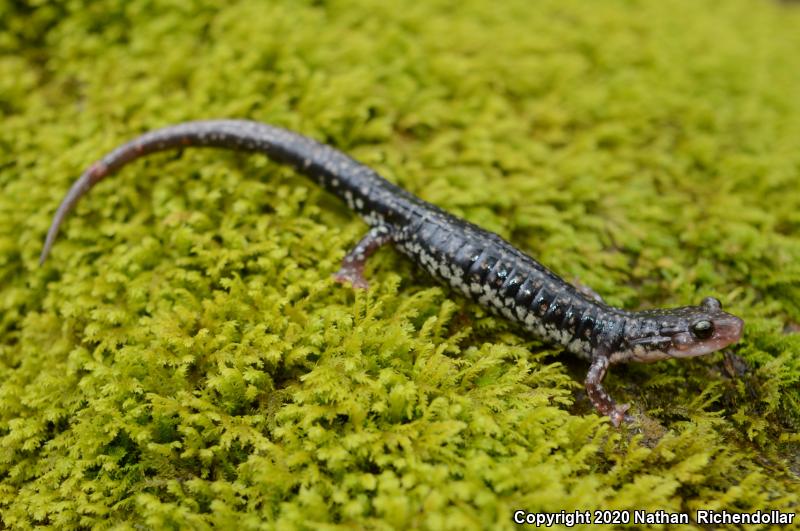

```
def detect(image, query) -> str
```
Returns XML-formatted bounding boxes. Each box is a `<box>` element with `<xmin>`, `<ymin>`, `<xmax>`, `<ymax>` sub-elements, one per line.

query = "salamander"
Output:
<box><xmin>39</xmin><ymin>119</ymin><xmax>745</xmax><ymax>426</ymax></box>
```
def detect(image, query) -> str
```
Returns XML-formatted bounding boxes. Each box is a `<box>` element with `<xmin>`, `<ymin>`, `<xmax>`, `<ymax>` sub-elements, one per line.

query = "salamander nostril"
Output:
<box><xmin>730</xmin><ymin>316</ymin><xmax>744</xmax><ymax>340</ymax></box>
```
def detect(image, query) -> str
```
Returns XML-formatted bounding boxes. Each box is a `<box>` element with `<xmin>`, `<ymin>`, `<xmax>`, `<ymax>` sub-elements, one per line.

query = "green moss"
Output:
<box><xmin>1</xmin><ymin>0</ymin><xmax>799</xmax><ymax>528</ymax></box>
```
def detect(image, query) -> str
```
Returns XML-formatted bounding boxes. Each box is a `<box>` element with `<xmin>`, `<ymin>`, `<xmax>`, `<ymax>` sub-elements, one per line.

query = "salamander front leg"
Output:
<box><xmin>333</xmin><ymin>226</ymin><xmax>392</xmax><ymax>289</ymax></box>
<box><xmin>572</xmin><ymin>277</ymin><xmax>605</xmax><ymax>303</ymax></box>
<box><xmin>585</xmin><ymin>355</ymin><xmax>631</xmax><ymax>427</ymax></box>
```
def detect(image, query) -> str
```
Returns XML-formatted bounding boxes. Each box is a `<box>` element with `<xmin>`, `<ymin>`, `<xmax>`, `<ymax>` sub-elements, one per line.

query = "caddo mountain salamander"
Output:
<box><xmin>40</xmin><ymin>120</ymin><xmax>745</xmax><ymax>426</ymax></box>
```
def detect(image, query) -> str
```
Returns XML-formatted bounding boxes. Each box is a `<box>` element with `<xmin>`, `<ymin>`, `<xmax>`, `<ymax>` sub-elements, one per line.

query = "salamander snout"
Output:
<box><xmin>667</xmin><ymin>297</ymin><xmax>744</xmax><ymax>358</ymax></box>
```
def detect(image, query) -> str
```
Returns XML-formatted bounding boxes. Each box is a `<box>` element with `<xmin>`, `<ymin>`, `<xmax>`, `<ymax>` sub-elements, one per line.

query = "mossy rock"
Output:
<box><xmin>1</xmin><ymin>0</ymin><xmax>798</xmax><ymax>528</ymax></box>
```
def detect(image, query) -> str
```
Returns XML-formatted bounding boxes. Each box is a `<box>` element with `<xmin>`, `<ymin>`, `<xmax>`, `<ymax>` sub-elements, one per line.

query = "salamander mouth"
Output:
<box><xmin>668</xmin><ymin>315</ymin><xmax>744</xmax><ymax>358</ymax></box>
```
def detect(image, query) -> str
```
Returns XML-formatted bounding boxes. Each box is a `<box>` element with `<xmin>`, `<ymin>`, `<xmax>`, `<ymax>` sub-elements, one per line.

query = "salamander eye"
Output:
<box><xmin>701</xmin><ymin>297</ymin><xmax>721</xmax><ymax>311</ymax></box>
<box><xmin>691</xmin><ymin>320</ymin><xmax>714</xmax><ymax>339</ymax></box>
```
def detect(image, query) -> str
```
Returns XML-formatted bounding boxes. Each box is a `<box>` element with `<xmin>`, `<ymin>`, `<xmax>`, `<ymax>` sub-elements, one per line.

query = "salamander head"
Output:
<box><xmin>620</xmin><ymin>297</ymin><xmax>744</xmax><ymax>363</ymax></box>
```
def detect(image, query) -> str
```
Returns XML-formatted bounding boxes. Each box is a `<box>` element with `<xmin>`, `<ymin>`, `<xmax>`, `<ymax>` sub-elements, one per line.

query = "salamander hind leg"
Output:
<box><xmin>585</xmin><ymin>355</ymin><xmax>631</xmax><ymax>427</ymax></box>
<box><xmin>333</xmin><ymin>226</ymin><xmax>393</xmax><ymax>290</ymax></box>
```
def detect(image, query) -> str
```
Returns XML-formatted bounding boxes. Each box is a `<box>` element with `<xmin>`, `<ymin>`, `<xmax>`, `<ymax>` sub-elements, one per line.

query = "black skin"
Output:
<box><xmin>40</xmin><ymin>120</ymin><xmax>745</xmax><ymax>426</ymax></box>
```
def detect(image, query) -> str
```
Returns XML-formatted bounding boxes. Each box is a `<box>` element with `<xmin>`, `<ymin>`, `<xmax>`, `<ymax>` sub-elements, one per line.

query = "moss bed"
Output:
<box><xmin>1</xmin><ymin>0</ymin><xmax>799</xmax><ymax>528</ymax></box>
